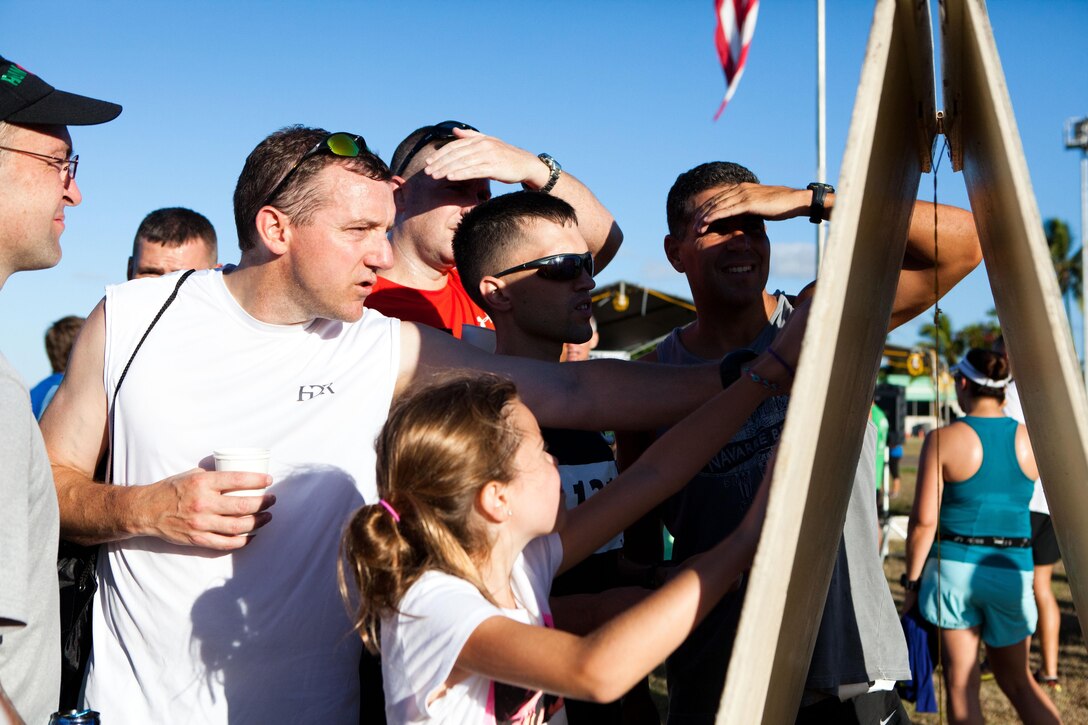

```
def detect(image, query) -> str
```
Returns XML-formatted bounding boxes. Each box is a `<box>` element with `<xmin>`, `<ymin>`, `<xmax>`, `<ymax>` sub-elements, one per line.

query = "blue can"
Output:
<box><xmin>49</xmin><ymin>709</ymin><xmax>101</xmax><ymax>725</ymax></box>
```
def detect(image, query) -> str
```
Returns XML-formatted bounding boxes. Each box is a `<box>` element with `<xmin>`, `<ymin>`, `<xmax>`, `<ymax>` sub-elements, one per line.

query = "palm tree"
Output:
<box><xmin>1046</xmin><ymin>218</ymin><xmax>1082</xmax><ymax>322</ymax></box>
<box><xmin>954</xmin><ymin>320</ymin><xmax>1001</xmax><ymax>352</ymax></box>
<box><xmin>917</xmin><ymin>313</ymin><xmax>961</xmax><ymax>367</ymax></box>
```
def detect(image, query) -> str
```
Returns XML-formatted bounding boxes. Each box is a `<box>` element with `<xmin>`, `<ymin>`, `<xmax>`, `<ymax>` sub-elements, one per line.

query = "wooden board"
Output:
<box><xmin>941</xmin><ymin>0</ymin><xmax>1088</xmax><ymax>640</ymax></box>
<box><xmin>715</xmin><ymin>1</ymin><xmax>937</xmax><ymax>721</ymax></box>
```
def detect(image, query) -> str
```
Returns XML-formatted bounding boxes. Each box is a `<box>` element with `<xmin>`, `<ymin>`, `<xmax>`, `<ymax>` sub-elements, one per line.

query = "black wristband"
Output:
<box><xmin>900</xmin><ymin>573</ymin><xmax>920</xmax><ymax>592</ymax></box>
<box><xmin>806</xmin><ymin>182</ymin><xmax>834</xmax><ymax>224</ymax></box>
<box><xmin>719</xmin><ymin>349</ymin><xmax>758</xmax><ymax>388</ymax></box>
<box><xmin>643</xmin><ymin>565</ymin><xmax>667</xmax><ymax>590</ymax></box>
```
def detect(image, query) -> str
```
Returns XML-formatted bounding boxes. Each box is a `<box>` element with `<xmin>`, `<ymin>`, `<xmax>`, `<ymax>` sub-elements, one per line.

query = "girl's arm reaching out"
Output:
<box><xmin>456</xmin><ymin>472</ymin><xmax>770</xmax><ymax>703</ymax></box>
<box><xmin>557</xmin><ymin>300</ymin><xmax>807</xmax><ymax>572</ymax></box>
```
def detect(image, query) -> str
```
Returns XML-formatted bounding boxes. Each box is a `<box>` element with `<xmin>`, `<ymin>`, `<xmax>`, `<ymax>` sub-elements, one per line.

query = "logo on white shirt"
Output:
<box><xmin>298</xmin><ymin>383</ymin><xmax>335</xmax><ymax>402</ymax></box>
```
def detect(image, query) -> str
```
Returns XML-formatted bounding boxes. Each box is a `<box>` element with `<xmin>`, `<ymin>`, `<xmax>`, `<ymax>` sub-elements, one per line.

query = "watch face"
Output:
<box><xmin>539</xmin><ymin>153</ymin><xmax>560</xmax><ymax>173</ymax></box>
<box><xmin>537</xmin><ymin>153</ymin><xmax>561</xmax><ymax>192</ymax></box>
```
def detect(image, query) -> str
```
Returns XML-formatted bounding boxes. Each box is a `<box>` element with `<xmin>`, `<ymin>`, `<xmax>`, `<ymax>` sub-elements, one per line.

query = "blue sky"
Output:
<box><xmin>1</xmin><ymin>0</ymin><xmax>1085</xmax><ymax>384</ymax></box>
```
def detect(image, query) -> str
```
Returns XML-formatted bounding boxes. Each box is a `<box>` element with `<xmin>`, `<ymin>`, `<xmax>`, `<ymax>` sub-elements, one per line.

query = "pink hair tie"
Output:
<box><xmin>378</xmin><ymin>499</ymin><xmax>401</xmax><ymax>523</ymax></box>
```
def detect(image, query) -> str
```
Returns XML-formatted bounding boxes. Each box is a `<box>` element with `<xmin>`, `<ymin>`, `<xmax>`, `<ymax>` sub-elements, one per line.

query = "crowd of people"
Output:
<box><xmin>0</xmin><ymin>52</ymin><xmax>1064</xmax><ymax>725</ymax></box>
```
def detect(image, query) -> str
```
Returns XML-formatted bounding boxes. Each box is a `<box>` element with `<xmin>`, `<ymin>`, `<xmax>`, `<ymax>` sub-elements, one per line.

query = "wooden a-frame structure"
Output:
<box><xmin>714</xmin><ymin>0</ymin><xmax>1088</xmax><ymax>721</ymax></box>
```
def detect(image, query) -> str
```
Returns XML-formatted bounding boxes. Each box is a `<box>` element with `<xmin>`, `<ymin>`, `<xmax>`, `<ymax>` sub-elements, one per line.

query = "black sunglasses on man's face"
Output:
<box><xmin>494</xmin><ymin>252</ymin><xmax>594</xmax><ymax>282</ymax></box>
<box><xmin>393</xmin><ymin>120</ymin><xmax>478</xmax><ymax>177</ymax></box>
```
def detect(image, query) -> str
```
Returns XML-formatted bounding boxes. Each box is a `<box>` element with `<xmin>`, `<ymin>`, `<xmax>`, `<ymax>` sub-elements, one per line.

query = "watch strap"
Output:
<box><xmin>806</xmin><ymin>182</ymin><xmax>834</xmax><ymax>224</ymax></box>
<box><xmin>536</xmin><ymin>153</ymin><xmax>562</xmax><ymax>194</ymax></box>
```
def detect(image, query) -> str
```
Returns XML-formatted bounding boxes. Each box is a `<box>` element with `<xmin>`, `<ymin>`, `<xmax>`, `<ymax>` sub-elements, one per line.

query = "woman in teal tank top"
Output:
<box><xmin>903</xmin><ymin>349</ymin><xmax>1061</xmax><ymax>724</ymax></box>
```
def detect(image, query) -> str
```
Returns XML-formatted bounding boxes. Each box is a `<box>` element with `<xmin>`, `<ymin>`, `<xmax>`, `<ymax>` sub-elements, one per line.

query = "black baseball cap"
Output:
<box><xmin>0</xmin><ymin>55</ymin><xmax>121</xmax><ymax>126</ymax></box>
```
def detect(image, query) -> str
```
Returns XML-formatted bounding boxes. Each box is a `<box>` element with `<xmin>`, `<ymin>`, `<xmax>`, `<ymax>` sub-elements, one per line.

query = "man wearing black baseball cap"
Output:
<box><xmin>0</xmin><ymin>54</ymin><xmax>119</xmax><ymax>724</ymax></box>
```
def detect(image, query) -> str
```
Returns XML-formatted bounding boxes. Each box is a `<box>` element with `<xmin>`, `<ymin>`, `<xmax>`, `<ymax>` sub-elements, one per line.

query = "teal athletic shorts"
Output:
<box><xmin>918</xmin><ymin>557</ymin><xmax>1036</xmax><ymax>647</ymax></box>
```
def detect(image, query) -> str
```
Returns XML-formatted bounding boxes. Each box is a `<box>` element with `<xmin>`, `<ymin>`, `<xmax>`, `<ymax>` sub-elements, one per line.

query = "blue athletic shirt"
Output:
<box><xmin>931</xmin><ymin>416</ymin><xmax>1034</xmax><ymax>570</ymax></box>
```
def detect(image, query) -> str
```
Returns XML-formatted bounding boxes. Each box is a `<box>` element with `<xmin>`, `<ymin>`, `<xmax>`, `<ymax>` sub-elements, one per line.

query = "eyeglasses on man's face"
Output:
<box><xmin>0</xmin><ymin>144</ymin><xmax>78</xmax><ymax>183</ymax></box>
<box><xmin>494</xmin><ymin>252</ymin><xmax>594</xmax><ymax>282</ymax></box>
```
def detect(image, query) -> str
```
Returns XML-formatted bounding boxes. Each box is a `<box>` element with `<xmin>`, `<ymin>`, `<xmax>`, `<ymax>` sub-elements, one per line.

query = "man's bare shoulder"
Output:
<box><xmin>790</xmin><ymin>282</ymin><xmax>816</xmax><ymax>305</ymax></box>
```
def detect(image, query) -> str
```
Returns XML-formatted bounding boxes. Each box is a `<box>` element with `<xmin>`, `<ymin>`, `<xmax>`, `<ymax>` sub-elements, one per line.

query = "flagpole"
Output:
<box><xmin>816</xmin><ymin>0</ymin><xmax>827</xmax><ymax>277</ymax></box>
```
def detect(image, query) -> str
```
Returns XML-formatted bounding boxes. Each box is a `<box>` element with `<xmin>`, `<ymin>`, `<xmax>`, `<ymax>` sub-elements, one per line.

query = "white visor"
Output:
<box><xmin>952</xmin><ymin>357</ymin><xmax>1009</xmax><ymax>389</ymax></box>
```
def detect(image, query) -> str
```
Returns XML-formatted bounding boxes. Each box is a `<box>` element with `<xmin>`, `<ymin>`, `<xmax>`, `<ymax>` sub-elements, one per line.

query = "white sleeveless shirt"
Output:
<box><xmin>85</xmin><ymin>269</ymin><xmax>399</xmax><ymax>723</ymax></box>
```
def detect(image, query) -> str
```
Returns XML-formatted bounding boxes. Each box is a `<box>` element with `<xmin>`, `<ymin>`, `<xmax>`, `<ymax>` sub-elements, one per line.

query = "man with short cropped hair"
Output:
<box><xmin>619</xmin><ymin>161</ymin><xmax>983</xmax><ymax>724</ymax></box>
<box><xmin>0</xmin><ymin>53</ymin><xmax>119</xmax><ymax>724</ymax></box>
<box><xmin>43</xmin><ymin>127</ymin><xmax>772</xmax><ymax>722</ymax></box>
<box><xmin>126</xmin><ymin>207</ymin><xmax>217</xmax><ymax>280</ymax></box>
<box><xmin>366</xmin><ymin>121</ymin><xmax>622</xmax><ymax>342</ymax></box>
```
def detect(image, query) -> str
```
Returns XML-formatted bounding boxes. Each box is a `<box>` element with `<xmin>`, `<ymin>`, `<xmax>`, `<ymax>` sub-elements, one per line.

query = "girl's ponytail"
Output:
<box><xmin>340</xmin><ymin>372</ymin><xmax>523</xmax><ymax>651</ymax></box>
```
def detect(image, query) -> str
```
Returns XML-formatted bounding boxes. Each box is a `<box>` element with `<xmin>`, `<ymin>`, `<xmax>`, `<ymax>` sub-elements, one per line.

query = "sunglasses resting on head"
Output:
<box><xmin>262</xmin><ymin>132</ymin><xmax>369</xmax><ymax>208</ymax></box>
<box><xmin>393</xmin><ymin>120</ymin><xmax>478</xmax><ymax>177</ymax></box>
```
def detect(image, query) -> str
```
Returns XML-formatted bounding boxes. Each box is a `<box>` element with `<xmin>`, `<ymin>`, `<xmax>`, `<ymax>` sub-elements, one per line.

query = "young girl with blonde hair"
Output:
<box><xmin>341</xmin><ymin>327</ymin><xmax>801</xmax><ymax>724</ymax></box>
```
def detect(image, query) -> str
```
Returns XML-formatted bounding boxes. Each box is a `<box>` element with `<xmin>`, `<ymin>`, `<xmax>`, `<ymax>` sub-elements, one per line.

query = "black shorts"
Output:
<box><xmin>1031</xmin><ymin>512</ymin><xmax>1062</xmax><ymax>566</ymax></box>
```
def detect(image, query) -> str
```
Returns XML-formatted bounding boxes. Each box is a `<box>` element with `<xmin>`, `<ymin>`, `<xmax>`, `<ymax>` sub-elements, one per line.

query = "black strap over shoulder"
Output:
<box><xmin>112</xmin><ymin>268</ymin><xmax>196</xmax><ymax>403</ymax></box>
<box><xmin>107</xmin><ymin>268</ymin><xmax>195</xmax><ymax>484</ymax></box>
<box><xmin>58</xmin><ymin>268</ymin><xmax>196</xmax><ymax>710</ymax></box>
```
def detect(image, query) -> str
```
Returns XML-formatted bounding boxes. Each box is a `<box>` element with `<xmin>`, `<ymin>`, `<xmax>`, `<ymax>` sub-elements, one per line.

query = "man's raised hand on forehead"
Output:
<box><xmin>417</xmin><ymin>125</ymin><xmax>624</xmax><ymax>271</ymax></box>
<box><xmin>418</xmin><ymin>126</ymin><xmax>553</xmax><ymax>188</ymax></box>
<box><xmin>691</xmin><ymin>183</ymin><xmax>825</xmax><ymax>235</ymax></box>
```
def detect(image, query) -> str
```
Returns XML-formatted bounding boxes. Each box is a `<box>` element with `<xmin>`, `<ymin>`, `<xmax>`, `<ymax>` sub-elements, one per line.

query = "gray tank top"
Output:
<box><xmin>656</xmin><ymin>293</ymin><xmax>908</xmax><ymax>701</ymax></box>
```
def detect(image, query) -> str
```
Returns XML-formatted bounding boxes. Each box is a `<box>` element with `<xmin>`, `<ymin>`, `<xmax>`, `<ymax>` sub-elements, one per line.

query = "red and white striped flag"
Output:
<box><xmin>713</xmin><ymin>0</ymin><xmax>760</xmax><ymax>120</ymax></box>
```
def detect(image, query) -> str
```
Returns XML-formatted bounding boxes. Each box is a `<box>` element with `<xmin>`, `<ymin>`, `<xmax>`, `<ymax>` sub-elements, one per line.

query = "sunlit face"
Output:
<box><xmin>668</xmin><ymin>185</ymin><xmax>770</xmax><ymax>307</ymax></box>
<box><xmin>496</xmin><ymin>219</ymin><xmax>595</xmax><ymax>348</ymax></box>
<box><xmin>505</xmin><ymin>400</ymin><xmax>564</xmax><ymax>537</ymax></box>
<box><xmin>128</xmin><ymin>237</ymin><xmax>216</xmax><ymax>279</ymax></box>
<box><xmin>393</xmin><ymin>153</ymin><xmax>492</xmax><ymax>271</ymax></box>
<box><xmin>282</xmin><ymin>165</ymin><xmax>396</xmax><ymax>322</ymax></box>
<box><xmin>0</xmin><ymin>123</ymin><xmax>81</xmax><ymax>273</ymax></box>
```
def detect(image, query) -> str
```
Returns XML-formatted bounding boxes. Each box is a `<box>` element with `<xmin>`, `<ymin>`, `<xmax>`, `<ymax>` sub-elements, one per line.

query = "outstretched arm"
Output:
<box><xmin>414</xmin><ymin>306</ymin><xmax>804</xmax><ymax>702</ymax></box>
<box><xmin>398</xmin><ymin>321</ymin><xmax>722</xmax><ymax>432</ymax></box>
<box><xmin>687</xmin><ymin>183</ymin><xmax>982</xmax><ymax>330</ymax></box>
<box><xmin>456</xmin><ymin>469</ymin><xmax>770</xmax><ymax>703</ymax></box>
<box><xmin>420</xmin><ymin>127</ymin><xmax>623</xmax><ymax>271</ymax></box>
<box><xmin>558</xmin><ymin>303</ymin><xmax>806</xmax><ymax>568</ymax></box>
<box><xmin>892</xmin><ymin>200</ymin><xmax>982</xmax><ymax>329</ymax></box>
<box><xmin>41</xmin><ymin>299</ymin><xmax>274</xmax><ymax>549</ymax></box>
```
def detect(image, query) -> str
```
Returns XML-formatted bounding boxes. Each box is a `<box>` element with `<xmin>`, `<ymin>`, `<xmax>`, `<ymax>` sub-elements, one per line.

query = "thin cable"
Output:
<box><xmin>931</xmin><ymin>137</ymin><xmax>949</xmax><ymax>725</ymax></box>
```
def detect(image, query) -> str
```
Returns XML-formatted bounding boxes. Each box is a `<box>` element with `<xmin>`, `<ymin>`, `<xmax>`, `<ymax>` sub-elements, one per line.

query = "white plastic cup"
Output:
<box><xmin>213</xmin><ymin>448</ymin><xmax>271</xmax><ymax>497</ymax></box>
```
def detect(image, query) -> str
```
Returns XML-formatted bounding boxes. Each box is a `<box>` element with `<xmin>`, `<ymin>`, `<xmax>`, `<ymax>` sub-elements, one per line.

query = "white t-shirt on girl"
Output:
<box><xmin>382</xmin><ymin>533</ymin><xmax>569</xmax><ymax>724</ymax></box>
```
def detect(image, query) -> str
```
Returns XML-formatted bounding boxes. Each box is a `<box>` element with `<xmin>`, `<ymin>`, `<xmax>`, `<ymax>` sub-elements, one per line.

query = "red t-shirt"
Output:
<box><xmin>365</xmin><ymin>269</ymin><xmax>494</xmax><ymax>339</ymax></box>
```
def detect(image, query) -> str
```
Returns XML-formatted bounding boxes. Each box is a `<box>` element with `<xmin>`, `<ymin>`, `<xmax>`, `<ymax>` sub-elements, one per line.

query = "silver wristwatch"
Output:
<box><xmin>534</xmin><ymin>153</ymin><xmax>562</xmax><ymax>194</ymax></box>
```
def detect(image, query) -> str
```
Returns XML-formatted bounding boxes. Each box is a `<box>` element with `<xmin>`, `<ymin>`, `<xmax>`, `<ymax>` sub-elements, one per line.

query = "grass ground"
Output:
<box><xmin>645</xmin><ymin>437</ymin><xmax>1086</xmax><ymax>723</ymax></box>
